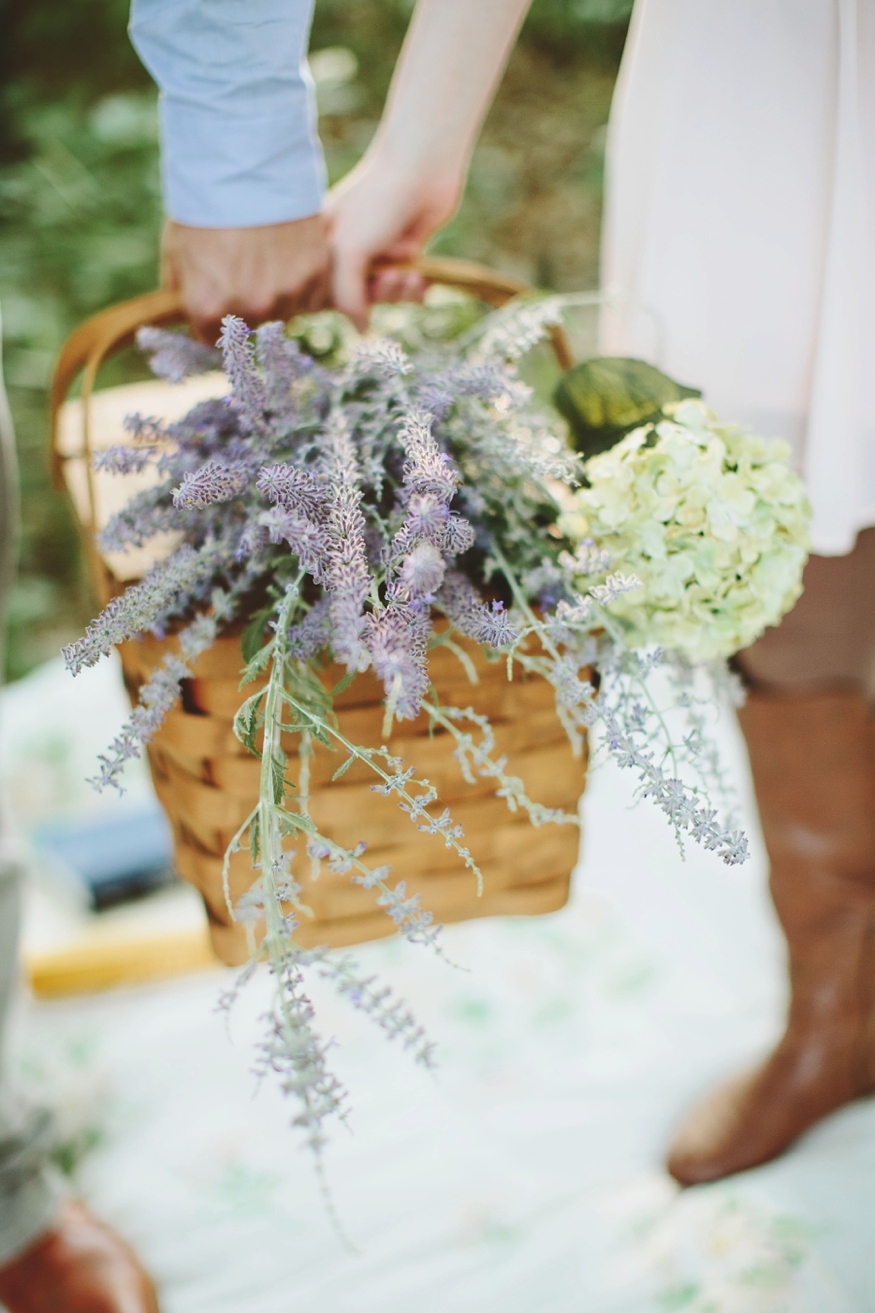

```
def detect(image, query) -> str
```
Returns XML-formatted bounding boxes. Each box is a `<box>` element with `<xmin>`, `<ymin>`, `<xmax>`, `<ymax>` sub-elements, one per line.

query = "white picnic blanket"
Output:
<box><xmin>2</xmin><ymin>656</ymin><xmax>874</xmax><ymax>1312</ymax></box>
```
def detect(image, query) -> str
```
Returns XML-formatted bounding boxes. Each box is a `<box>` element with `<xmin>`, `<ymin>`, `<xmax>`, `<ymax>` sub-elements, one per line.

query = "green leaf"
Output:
<box><xmin>240</xmin><ymin>645</ymin><xmax>274</xmax><ymax>689</ymax></box>
<box><xmin>330</xmin><ymin>668</ymin><xmax>356</xmax><ymax>699</ymax></box>
<box><xmin>271</xmin><ymin>806</ymin><xmax>315</xmax><ymax>835</ymax></box>
<box><xmin>234</xmin><ymin>694</ymin><xmax>264</xmax><ymax>756</ymax></box>
<box><xmin>554</xmin><ymin>357</ymin><xmax>701</xmax><ymax>459</ymax></box>
<box><xmin>331</xmin><ymin>754</ymin><xmax>355</xmax><ymax>781</ymax></box>
<box><xmin>270</xmin><ymin>750</ymin><xmax>287</xmax><ymax>805</ymax></box>
<box><xmin>241</xmin><ymin>604</ymin><xmax>276</xmax><ymax>666</ymax></box>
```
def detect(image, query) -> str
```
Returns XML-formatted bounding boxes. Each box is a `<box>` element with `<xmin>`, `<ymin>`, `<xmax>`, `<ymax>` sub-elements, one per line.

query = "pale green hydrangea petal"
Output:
<box><xmin>566</xmin><ymin>408</ymin><xmax>811</xmax><ymax>661</ymax></box>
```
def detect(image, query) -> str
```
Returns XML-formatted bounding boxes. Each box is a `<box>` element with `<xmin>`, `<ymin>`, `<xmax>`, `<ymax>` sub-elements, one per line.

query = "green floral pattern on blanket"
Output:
<box><xmin>642</xmin><ymin>1194</ymin><xmax>824</xmax><ymax>1312</ymax></box>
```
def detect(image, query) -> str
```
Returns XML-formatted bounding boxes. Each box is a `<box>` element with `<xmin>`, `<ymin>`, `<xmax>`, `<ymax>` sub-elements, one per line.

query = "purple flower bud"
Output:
<box><xmin>349</xmin><ymin>338</ymin><xmax>412</xmax><ymax>379</ymax></box>
<box><xmin>398</xmin><ymin>411</ymin><xmax>459</xmax><ymax>501</ymax></box>
<box><xmin>441</xmin><ymin>516</ymin><xmax>475</xmax><ymax>557</ymax></box>
<box><xmin>257</xmin><ymin>464</ymin><xmax>323</xmax><ymax>519</ymax></box>
<box><xmin>137</xmin><ymin>327</ymin><xmax>220</xmax><ymax>383</ymax></box>
<box><xmin>256</xmin><ymin>507</ymin><xmax>328</xmax><ymax>578</ymax></box>
<box><xmin>405</xmin><ymin>493</ymin><xmax>449</xmax><ymax>541</ymax></box>
<box><xmin>173</xmin><ymin>460</ymin><xmax>249</xmax><ymax>509</ymax></box>
<box><xmin>398</xmin><ymin>542</ymin><xmax>446</xmax><ymax>599</ymax></box>
<box><xmin>436</xmin><ymin>570</ymin><xmax>518</xmax><ymax>649</ymax></box>
<box><xmin>219</xmin><ymin>316</ymin><xmax>266</xmax><ymax>429</ymax></box>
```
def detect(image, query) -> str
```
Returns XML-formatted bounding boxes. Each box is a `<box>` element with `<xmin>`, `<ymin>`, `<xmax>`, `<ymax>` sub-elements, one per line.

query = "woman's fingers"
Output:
<box><xmin>368</xmin><ymin>267</ymin><xmax>426</xmax><ymax>306</ymax></box>
<box><xmin>327</xmin><ymin>155</ymin><xmax>462</xmax><ymax>326</ymax></box>
<box><xmin>399</xmin><ymin>269</ymin><xmax>426</xmax><ymax>303</ymax></box>
<box><xmin>369</xmin><ymin>267</ymin><xmax>406</xmax><ymax>304</ymax></box>
<box><xmin>332</xmin><ymin>245</ymin><xmax>372</xmax><ymax>331</ymax></box>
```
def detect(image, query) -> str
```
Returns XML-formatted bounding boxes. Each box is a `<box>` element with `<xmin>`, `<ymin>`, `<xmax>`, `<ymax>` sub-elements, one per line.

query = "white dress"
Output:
<box><xmin>601</xmin><ymin>0</ymin><xmax>875</xmax><ymax>555</ymax></box>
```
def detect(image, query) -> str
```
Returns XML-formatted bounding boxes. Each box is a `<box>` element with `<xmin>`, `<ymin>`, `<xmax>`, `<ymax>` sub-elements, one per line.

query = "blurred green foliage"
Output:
<box><xmin>0</xmin><ymin>0</ymin><xmax>627</xmax><ymax>681</ymax></box>
<box><xmin>1</xmin><ymin>0</ymin><xmax>161</xmax><ymax>678</ymax></box>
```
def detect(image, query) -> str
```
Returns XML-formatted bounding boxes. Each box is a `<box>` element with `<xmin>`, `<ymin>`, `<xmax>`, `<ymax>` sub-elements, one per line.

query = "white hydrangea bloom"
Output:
<box><xmin>558</xmin><ymin>400</ymin><xmax>811</xmax><ymax>661</ymax></box>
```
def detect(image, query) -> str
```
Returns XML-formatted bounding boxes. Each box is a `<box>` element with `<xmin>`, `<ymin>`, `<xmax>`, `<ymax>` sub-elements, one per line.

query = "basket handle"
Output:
<box><xmin>50</xmin><ymin>256</ymin><xmax>574</xmax><ymax>598</ymax></box>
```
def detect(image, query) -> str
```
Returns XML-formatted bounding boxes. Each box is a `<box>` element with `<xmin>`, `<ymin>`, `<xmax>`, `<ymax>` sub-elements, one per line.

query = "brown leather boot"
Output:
<box><xmin>667</xmin><ymin>689</ymin><xmax>875</xmax><ymax>1185</ymax></box>
<box><xmin>0</xmin><ymin>1200</ymin><xmax>159</xmax><ymax>1313</ymax></box>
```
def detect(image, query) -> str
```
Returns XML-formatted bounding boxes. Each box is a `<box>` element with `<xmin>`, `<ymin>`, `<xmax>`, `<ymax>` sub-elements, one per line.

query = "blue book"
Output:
<box><xmin>34</xmin><ymin>804</ymin><xmax>176</xmax><ymax>910</ymax></box>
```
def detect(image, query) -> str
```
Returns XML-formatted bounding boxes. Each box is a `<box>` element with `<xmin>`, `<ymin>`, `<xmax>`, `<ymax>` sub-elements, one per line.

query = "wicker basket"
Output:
<box><xmin>50</xmin><ymin>258</ymin><xmax>585</xmax><ymax>966</ymax></box>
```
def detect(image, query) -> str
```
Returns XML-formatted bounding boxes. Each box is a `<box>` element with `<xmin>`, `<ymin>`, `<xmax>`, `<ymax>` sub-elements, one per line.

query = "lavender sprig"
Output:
<box><xmin>219</xmin><ymin>314</ymin><xmax>267</xmax><ymax>430</ymax></box>
<box><xmin>136</xmin><ymin>327</ymin><xmax>220</xmax><ymax>382</ymax></box>
<box><xmin>254</xmin><ymin>953</ymin><xmax>348</xmax><ymax>1157</ymax></box>
<box><xmin>173</xmin><ymin>459</ymin><xmax>249</xmax><ymax>509</ymax></box>
<box><xmin>425</xmin><ymin>701</ymin><xmax>579</xmax><ymax>831</ymax></box>
<box><xmin>319</xmin><ymin>415</ymin><xmax>371</xmax><ymax>672</ymax></box>
<box><xmin>62</xmin><ymin>541</ymin><xmax>223</xmax><ymax>674</ymax></box>
<box><xmin>436</xmin><ymin>571</ymin><xmax>518</xmax><ymax>648</ymax></box>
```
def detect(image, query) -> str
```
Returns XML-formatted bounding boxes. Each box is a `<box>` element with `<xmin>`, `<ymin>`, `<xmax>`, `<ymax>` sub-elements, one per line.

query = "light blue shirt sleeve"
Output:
<box><xmin>129</xmin><ymin>0</ymin><xmax>326</xmax><ymax>228</ymax></box>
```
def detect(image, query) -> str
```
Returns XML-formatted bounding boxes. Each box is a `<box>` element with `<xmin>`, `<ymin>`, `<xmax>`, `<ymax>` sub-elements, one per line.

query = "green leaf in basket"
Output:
<box><xmin>332</xmin><ymin>754</ymin><xmax>355</xmax><ymax>782</ymax></box>
<box><xmin>554</xmin><ymin>357</ymin><xmax>701</xmax><ymax>459</ymax></box>
<box><xmin>270</xmin><ymin>749</ymin><xmax>288</xmax><ymax>805</ymax></box>
<box><xmin>234</xmin><ymin>694</ymin><xmax>263</xmax><ymax>757</ymax></box>
<box><xmin>330</xmin><ymin>668</ymin><xmax>356</xmax><ymax>699</ymax></box>
<box><xmin>241</xmin><ymin>603</ymin><xmax>276</xmax><ymax>666</ymax></box>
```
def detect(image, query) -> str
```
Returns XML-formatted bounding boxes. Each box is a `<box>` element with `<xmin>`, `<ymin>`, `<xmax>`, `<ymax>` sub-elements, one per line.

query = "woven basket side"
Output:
<box><xmin>120</xmin><ymin>630</ymin><xmax>585</xmax><ymax>964</ymax></box>
<box><xmin>207</xmin><ymin>876</ymin><xmax>573</xmax><ymax>959</ymax></box>
<box><xmin>176</xmin><ymin>820</ymin><xmax>580</xmax><ymax>922</ymax></box>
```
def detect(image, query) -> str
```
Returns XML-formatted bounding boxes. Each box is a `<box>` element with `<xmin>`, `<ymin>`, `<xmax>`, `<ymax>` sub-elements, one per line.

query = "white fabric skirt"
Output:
<box><xmin>601</xmin><ymin>0</ymin><xmax>875</xmax><ymax>555</ymax></box>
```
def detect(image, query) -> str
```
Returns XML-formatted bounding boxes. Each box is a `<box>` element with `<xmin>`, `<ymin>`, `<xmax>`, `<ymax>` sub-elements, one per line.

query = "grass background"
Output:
<box><xmin>0</xmin><ymin>0</ymin><xmax>628</xmax><ymax>680</ymax></box>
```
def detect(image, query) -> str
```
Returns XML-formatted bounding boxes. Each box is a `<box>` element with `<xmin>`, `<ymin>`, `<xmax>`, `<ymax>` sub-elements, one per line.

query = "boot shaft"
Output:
<box><xmin>739</xmin><ymin>690</ymin><xmax>875</xmax><ymax>1034</ymax></box>
<box><xmin>738</xmin><ymin>690</ymin><xmax>875</xmax><ymax>891</ymax></box>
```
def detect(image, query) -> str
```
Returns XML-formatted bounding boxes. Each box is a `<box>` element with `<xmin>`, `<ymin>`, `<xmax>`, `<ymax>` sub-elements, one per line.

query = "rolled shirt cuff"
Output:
<box><xmin>129</xmin><ymin>0</ymin><xmax>326</xmax><ymax>229</ymax></box>
<box><xmin>159</xmin><ymin>92</ymin><xmax>326</xmax><ymax>228</ymax></box>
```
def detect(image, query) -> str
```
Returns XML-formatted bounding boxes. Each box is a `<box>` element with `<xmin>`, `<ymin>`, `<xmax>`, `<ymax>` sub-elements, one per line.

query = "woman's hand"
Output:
<box><xmin>327</xmin><ymin>152</ymin><xmax>463</xmax><ymax>330</ymax></box>
<box><xmin>162</xmin><ymin>215</ymin><xmax>331</xmax><ymax>344</ymax></box>
<box><xmin>325</xmin><ymin>0</ymin><xmax>531</xmax><ymax>329</ymax></box>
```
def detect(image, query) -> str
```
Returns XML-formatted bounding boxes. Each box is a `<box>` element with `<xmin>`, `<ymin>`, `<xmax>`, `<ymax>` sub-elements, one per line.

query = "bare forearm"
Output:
<box><xmin>374</xmin><ymin>0</ymin><xmax>532</xmax><ymax>178</ymax></box>
<box><xmin>327</xmin><ymin>0</ymin><xmax>531</xmax><ymax>324</ymax></box>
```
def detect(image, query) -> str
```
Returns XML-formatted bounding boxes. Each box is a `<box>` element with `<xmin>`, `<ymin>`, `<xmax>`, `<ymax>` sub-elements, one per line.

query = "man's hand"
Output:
<box><xmin>162</xmin><ymin>215</ymin><xmax>331</xmax><ymax>344</ymax></box>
